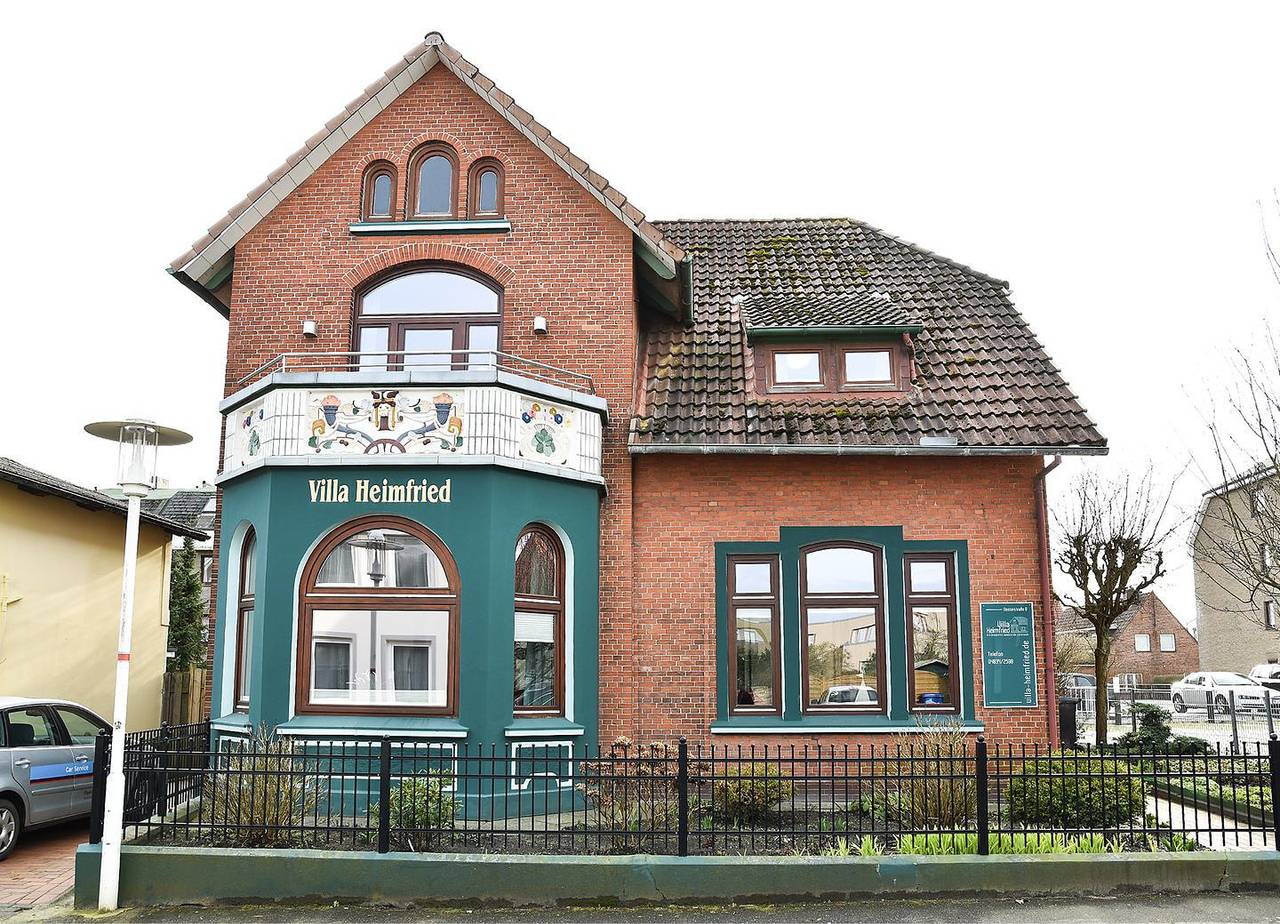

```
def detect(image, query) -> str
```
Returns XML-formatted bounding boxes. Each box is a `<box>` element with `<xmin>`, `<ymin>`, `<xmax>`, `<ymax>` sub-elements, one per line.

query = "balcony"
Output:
<box><xmin>218</xmin><ymin>351</ymin><xmax>605</xmax><ymax>486</ymax></box>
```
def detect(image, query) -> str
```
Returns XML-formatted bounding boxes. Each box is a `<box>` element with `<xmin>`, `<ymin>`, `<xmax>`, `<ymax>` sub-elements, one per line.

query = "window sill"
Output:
<box><xmin>211</xmin><ymin>713</ymin><xmax>253</xmax><ymax>734</ymax></box>
<box><xmin>348</xmin><ymin>219</ymin><xmax>512</xmax><ymax>235</ymax></box>
<box><xmin>711</xmin><ymin>717</ymin><xmax>983</xmax><ymax>735</ymax></box>
<box><xmin>504</xmin><ymin>718</ymin><xmax>585</xmax><ymax>738</ymax></box>
<box><xmin>276</xmin><ymin>714</ymin><xmax>469</xmax><ymax>739</ymax></box>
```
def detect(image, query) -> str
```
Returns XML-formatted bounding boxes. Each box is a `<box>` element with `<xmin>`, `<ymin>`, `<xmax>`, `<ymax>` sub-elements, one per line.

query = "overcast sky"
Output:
<box><xmin>3</xmin><ymin>1</ymin><xmax>1278</xmax><ymax>630</ymax></box>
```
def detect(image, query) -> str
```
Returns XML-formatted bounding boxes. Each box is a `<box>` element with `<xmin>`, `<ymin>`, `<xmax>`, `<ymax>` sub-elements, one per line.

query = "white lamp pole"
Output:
<box><xmin>84</xmin><ymin>419</ymin><xmax>191</xmax><ymax>911</ymax></box>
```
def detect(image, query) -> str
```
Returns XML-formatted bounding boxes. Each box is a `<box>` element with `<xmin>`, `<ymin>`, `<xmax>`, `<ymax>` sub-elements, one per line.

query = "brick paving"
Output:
<box><xmin>0</xmin><ymin>820</ymin><xmax>86</xmax><ymax>909</ymax></box>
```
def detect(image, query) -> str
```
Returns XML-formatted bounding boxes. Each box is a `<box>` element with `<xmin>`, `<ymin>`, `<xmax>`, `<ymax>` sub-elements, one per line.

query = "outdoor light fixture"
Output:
<box><xmin>533</xmin><ymin>315</ymin><xmax>548</xmax><ymax>336</ymax></box>
<box><xmin>83</xmin><ymin>418</ymin><xmax>192</xmax><ymax>912</ymax></box>
<box><xmin>302</xmin><ymin>319</ymin><xmax>318</xmax><ymax>338</ymax></box>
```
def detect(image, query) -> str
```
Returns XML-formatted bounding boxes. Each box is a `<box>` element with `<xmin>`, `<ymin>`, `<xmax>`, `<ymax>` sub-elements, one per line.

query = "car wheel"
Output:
<box><xmin>1172</xmin><ymin>694</ymin><xmax>1186</xmax><ymax>713</ymax></box>
<box><xmin>0</xmin><ymin>798</ymin><xmax>20</xmax><ymax>861</ymax></box>
<box><xmin>1214</xmin><ymin>695</ymin><xmax>1230</xmax><ymax>715</ymax></box>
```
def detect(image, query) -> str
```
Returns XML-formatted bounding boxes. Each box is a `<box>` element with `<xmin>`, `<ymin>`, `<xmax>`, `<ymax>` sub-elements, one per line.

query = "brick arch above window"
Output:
<box><xmin>339</xmin><ymin>243</ymin><xmax>516</xmax><ymax>291</ymax></box>
<box><xmin>396</xmin><ymin>129</ymin><xmax>476</xmax><ymax>164</ymax></box>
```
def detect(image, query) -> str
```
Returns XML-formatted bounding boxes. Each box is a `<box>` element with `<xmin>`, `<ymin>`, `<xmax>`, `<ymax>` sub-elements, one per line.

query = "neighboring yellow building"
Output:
<box><xmin>0</xmin><ymin>458</ymin><xmax>205</xmax><ymax>729</ymax></box>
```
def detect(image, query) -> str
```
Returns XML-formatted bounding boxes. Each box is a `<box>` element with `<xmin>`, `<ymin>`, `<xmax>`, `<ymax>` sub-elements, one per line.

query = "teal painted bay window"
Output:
<box><xmin>714</xmin><ymin>527</ymin><xmax>978</xmax><ymax>732</ymax></box>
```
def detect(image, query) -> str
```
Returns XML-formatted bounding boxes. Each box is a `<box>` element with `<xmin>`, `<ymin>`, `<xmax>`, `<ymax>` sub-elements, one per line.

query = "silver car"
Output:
<box><xmin>0</xmin><ymin>697</ymin><xmax>107</xmax><ymax>860</ymax></box>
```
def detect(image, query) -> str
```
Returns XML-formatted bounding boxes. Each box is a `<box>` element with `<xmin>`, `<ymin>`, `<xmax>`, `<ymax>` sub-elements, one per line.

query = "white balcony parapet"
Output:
<box><xmin>218</xmin><ymin>354</ymin><xmax>605</xmax><ymax>487</ymax></box>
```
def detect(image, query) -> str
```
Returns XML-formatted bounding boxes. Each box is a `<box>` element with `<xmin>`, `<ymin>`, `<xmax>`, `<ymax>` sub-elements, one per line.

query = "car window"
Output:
<box><xmin>4</xmin><ymin>707</ymin><xmax>58</xmax><ymax>747</ymax></box>
<box><xmin>1209</xmin><ymin>672</ymin><xmax>1253</xmax><ymax>685</ymax></box>
<box><xmin>54</xmin><ymin>707</ymin><xmax>104</xmax><ymax>746</ymax></box>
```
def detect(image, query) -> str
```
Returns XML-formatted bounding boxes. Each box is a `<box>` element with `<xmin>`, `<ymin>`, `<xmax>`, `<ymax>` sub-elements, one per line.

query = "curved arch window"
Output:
<box><xmin>408</xmin><ymin>144</ymin><xmax>458</xmax><ymax>218</ymax></box>
<box><xmin>513</xmin><ymin>525</ymin><xmax>564</xmax><ymax>716</ymax></box>
<box><xmin>468</xmin><ymin>160</ymin><xmax>504</xmax><ymax>218</ymax></box>
<box><xmin>234</xmin><ymin>529</ymin><xmax>257</xmax><ymax>711</ymax></box>
<box><xmin>354</xmin><ymin>266</ymin><xmax>502</xmax><ymax>371</ymax></box>
<box><xmin>361</xmin><ymin>163</ymin><xmax>396</xmax><ymax>220</ymax></box>
<box><xmin>800</xmin><ymin>542</ymin><xmax>886</xmax><ymax>713</ymax></box>
<box><xmin>297</xmin><ymin>517</ymin><xmax>459</xmax><ymax>715</ymax></box>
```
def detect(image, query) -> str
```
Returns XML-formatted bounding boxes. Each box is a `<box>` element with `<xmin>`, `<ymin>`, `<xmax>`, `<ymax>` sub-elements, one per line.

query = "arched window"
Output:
<box><xmin>234</xmin><ymin>528</ymin><xmax>257</xmax><ymax>712</ymax></box>
<box><xmin>361</xmin><ymin>162</ymin><xmax>396</xmax><ymax>220</ymax></box>
<box><xmin>513</xmin><ymin>525</ymin><xmax>564</xmax><ymax>716</ymax></box>
<box><xmin>468</xmin><ymin>159</ymin><xmax>504</xmax><ymax>218</ymax></box>
<box><xmin>353</xmin><ymin>265</ymin><xmax>502</xmax><ymax>371</ymax></box>
<box><xmin>800</xmin><ymin>542</ymin><xmax>886</xmax><ymax>714</ymax></box>
<box><xmin>407</xmin><ymin>143</ymin><xmax>458</xmax><ymax>219</ymax></box>
<box><xmin>297</xmin><ymin>517</ymin><xmax>459</xmax><ymax>716</ymax></box>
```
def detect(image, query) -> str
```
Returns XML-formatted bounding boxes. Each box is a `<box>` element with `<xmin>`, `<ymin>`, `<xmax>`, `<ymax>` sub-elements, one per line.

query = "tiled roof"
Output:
<box><xmin>0</xmin><ymin>458</ymin><xmax>208</xmax><ymax>540</ymax></box>
<box><xmin>170</xmin><ymin>32</ymin><xmax>683</xmax><ymax>307</ymax></box>
<box><xmin>633</xmin><ymin>218</ymin><xmax>1105</xmax><ymax>452</ymax></box>
<box><xmin>1057</xmin><ymin>591</ymin><xmax>1155</xmax><ymax>635</ymax></box>
<box><xmin>740</xmin><ymin>292</ymin><xmax>922</xmax><ymax>336</ymax></box>
<box><xmin>141</xmin><ymin>489</ymin><xmax>215</xmax><ymax>535</ymax></box>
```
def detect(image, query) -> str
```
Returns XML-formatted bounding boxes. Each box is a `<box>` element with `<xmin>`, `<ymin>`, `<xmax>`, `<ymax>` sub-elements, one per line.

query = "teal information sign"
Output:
<box><xmin>979</xmin><ymin>602</ymin><xmax>1039</xmax><ymax>708</ymax></box>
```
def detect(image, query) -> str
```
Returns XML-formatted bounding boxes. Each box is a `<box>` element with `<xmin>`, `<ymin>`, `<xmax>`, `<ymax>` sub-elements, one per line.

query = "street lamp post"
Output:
<box><xmin>84</xmin><ymin>419</ymin><xmax>191</xmax><ymax>911</ymax></box>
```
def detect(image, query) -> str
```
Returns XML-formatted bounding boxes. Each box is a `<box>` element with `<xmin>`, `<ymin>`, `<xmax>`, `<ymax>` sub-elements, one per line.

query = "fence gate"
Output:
<box><xmin>161</xmin><ymin>667</ymin><xmax>207</xmax><ymax>725</ymax></box>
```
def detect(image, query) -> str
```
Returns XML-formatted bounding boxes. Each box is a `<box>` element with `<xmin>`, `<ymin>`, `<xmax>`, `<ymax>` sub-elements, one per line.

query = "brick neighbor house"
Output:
<box><xmin>168</xmin><ymin>31</ymin><xmax>1104</xmax><ymax>798</ymax></box>
<box><xmin>1056</xmin><ymin>591</ymin><xmax>1199</xmax><ymax>686</ymax></box>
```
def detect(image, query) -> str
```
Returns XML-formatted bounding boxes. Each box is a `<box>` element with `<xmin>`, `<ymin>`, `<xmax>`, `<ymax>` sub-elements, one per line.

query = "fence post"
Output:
<box><xmin>1269</xmin><ymin>735</ymin><xmax>1280</xmax><ymax>849</ymax></box>
<box><xmin>377</xmin><ymin>737</ymin><xmax>392</xmax><ymax>854</ymax></box>
<box><xmin>156</xmin><ymin>723</ymin><xmax>171</xmax><ymax>818</ymax></box>
<box><xmin>1229</xmin><ymin>691</ymin><xmax>1240</xmax><ymax>755</ymax></box>
<box><xmin>1208</xmin><ymin>692</ymin><xmax>1216</xmax><ymax>724</ymax></box>
<box><xmin>89</xmin><ymin>730</ymin><xmax>110</xmax><ymax>845</ymax></box>
<box><xmin>975</xmin><ymin>736</ymin><xmax>989</xmax><ymax>856</ymax></box>
<box><xmin>1130</xmin><ymin>689</ymin><xmax>1138</xmax><ymax>733</ymax></box>
<box><xmin>676</xmin><ymin>737</ymin><xmax>689</xmax><ymax>857</ymax></box>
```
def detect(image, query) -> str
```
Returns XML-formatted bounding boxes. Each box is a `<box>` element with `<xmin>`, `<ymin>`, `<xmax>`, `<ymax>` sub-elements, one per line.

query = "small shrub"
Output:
<box><xmin>577</xmin><ymin>738</ymin><xmax>680</xmax><ymax>838</ymax></box>
<box><xmin>375</xmin><ymin>773</ymin><xmax>456</xmax><ymax>850</ymax></box>
<box><xmin>709</xmin><ymin>762</ymin><xmax>793</xmax><ymax>824</ymax></box>
<box><xmin>199</xmin><ymin>726</ymin><xmax>318</xmax><ymax>848</ymax></box>
<box><xmin>1114</xmin><ymin>704</ymin><xmax>1210</xmax><ymax>755</ymax></box>
<box><xmin>1004</xmin><ymin>755</ymin><xmax>1147</xmax><ymax>828</ymax></box>
<box><xmin>880</xmin><ymin>720</ymin><xmax>978</xmax><ymax>827</ymax></box>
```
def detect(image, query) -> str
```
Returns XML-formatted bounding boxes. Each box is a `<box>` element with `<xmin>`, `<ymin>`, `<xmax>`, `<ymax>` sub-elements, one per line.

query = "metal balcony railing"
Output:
<box><xmin>237</xmin><ymin>350</ymin><xmax>595</xmax><ymax>395</ymax></box>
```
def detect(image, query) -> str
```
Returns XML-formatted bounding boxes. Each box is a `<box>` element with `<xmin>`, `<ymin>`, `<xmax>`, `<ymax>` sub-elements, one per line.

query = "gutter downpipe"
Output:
<box><xmin>1035</xmin><ymin>455</ymin><xmax>1063</xmax><ymax>745</ymax></box>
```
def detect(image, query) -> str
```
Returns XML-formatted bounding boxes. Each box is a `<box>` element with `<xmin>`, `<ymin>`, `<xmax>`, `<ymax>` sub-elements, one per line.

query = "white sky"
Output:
<box><xmin>3</xmin><ymin>1</ymin><xmax>1278</xmax><ymax>632</ymax></box>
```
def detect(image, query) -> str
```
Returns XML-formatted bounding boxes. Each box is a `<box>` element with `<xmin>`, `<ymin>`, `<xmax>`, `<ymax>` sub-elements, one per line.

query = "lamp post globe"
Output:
<box><xmin>84</xmin><ymin>419</ymin><xmax>191</xmax><ymax>911</ymax></box>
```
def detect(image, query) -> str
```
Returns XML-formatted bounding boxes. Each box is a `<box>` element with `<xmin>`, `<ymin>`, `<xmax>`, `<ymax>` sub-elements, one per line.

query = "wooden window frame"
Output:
<box><xmin>406</xmin><ymin>143</ymin><xmax>460</xmax><ymax>219</ymax></box>
<box><xmin>754</xmin><ymin>340</ymin><xmax>908</xmax><ymax>398</ymax></box>
<box><xmin>727</xmin><ymin>554</ymin><xmax>782</xmax><ymax>717</ymax></box>
<box><xmin>233</xmin><ymin>529</ymin><xmax>256</xmax><ymax>713</ymax></box>
<box><xmin>903</xmin><ymin>553</ymin><xmax>960</xmax><ymax>715</ymax></box>
<box><xmin>295</xmin><ymin>515</ymin><xmax>460</xmax><ymax>717</ymax></box>
<box><xmin>800</xmin><ymin>541</ymin><xmax>887</xmax><ymax>715</ymax></box>
<box><xmin>467</xmin><ymin>158</ymin><xmax>505</xmax><ymax>218</ymax></box>
<box><xmin>513</xmin><ymin>524</ymin><xmax>566</xmax><ymax>718</ymax></box>
<box><xmin>351</xmin><ymin>263</ymin><xmax>504</xmax><ymax>370</ymax></box>
<box><xmin>361</xmin><ymin>161</ymin><xmax>397</xmax><ymax>221</ymax></box>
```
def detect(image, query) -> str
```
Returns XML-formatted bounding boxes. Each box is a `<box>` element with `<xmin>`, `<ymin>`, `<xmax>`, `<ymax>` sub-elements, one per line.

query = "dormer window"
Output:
<box><xmin>843</xmin><ymin>348</ymin><xmax>894</xmax><ymax>387</ymax></box>
<box><xmin>408</xmin><ymin>143</ymin><xmax>458</xmax><ymax>219</ymax></box>
<box><xmin>361</xmin><ymin>162</ymin><xmax>396</xmax><ymax>220</ymax></box>
<box><xmin>756</xmin><ymin>340</ymin><xmax>907</xmax><ymax>396</ymax></box>
<box><xmin>468</xmin><ymin>159</ymin><xmax>504</xmax><ymax>218</ymax></box>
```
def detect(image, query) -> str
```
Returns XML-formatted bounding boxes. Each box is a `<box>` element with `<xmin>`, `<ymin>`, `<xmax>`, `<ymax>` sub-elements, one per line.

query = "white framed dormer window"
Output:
<box><xmin>1158</xmin><ymin>633</ymin><xmax>1176</xmax><ymax>652</ymax></box>
<box><xmin>1134</xmin><ymin>633</ymin><xmax>1151</xmax><ymax>652</ymax></box>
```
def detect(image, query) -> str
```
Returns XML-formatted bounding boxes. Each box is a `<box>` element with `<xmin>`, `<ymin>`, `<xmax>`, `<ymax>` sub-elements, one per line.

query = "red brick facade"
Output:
<box><xmin>203</xmin><ymin>60</ymin><xmax>1059</xmax><ymax>744</ymax></box>
<box><xmin>1063</xmin><ymin>592</ymin><xmax>1199</xmax><ymax>685</ymax></box>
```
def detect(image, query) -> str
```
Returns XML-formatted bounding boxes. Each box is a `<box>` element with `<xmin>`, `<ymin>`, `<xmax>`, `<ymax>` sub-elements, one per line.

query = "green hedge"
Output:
<box><xmin>1004</xmin><ymin>756</ymin><xmax>1147</xmax><ymax>828</ymax></box>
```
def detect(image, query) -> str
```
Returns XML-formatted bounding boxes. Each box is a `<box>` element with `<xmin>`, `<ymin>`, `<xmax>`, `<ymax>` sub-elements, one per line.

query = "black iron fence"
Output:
<box><xmin>1070</xmin><ymin>684</ymin><xmax>1279</xmax><ymax>752</ymax></box>
<box><xmin>88</xmin><ymin>727</ymin><xmax>1280</xmax><ymax>857</ymax></box>
<box><xmin>88</xmin><ymin>721</ymin><xmax>211</xmax><ymax>843</ymax></box>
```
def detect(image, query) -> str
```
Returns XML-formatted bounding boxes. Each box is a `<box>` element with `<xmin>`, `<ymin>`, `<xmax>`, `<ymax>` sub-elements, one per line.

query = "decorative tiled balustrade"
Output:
<box><xmin>218</xmin><ymin>361</ymin><xmax>606</xmax><ymax>486</ymax></box>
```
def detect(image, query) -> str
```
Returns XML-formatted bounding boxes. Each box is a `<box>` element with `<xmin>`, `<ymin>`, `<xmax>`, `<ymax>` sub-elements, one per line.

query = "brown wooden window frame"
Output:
<box><xmin>903</xmin><ymin>553</ymin><xmax>961</xmax><ymax>715</ymax></box>
<box><xmin>467</xmin><ymin>158</ymin><xmax>505</xmax><ymax>219</ymax></box>
<box><xmin>754</xmin><ymin>340</ymin><xmax>908</xmax><ymax>397</ymax></box>
<box><xmin>726</xmin><ymin>554</ymin><xmax>782</xmax><ymax>717</ymax></box>
<box><xmin>406</xmin><ymin>143</ymin><xmax>460</xmax><ymax>219</ymax></box>
<box><xmin>800</xmin><ymin>541</ymin><xmax>888</xmax><ymax>715</ymax></box>
<box><xmin>233</xmin><ymin>528</ymin><xmax>257</xmax><ymax>713</ymax></box>
<box><xmin>361</xmin><ymin>161</ymin><xmax>397</xmax><ymax>221</ymax></box>
<box><xmin>351</xmin><ymin>263</ymin><xmax>504</xmax><ymax>370</ymax></box>
<box><xmin>513</xmin><ymin>524</ymin><xmax>566</xmax><ymax>718</ymax></box>
<box><xmin>295</xmin><ymin>515</ymin><xmax>461</xmax><ymax>718</ymax></box>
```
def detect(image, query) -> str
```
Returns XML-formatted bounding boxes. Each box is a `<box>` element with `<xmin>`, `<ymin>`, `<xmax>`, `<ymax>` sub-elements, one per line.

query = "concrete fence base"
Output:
<box><xmin>74</xmin><ymin>844</ymin><xmax>1280</xmax><ymax>909</ymax></box>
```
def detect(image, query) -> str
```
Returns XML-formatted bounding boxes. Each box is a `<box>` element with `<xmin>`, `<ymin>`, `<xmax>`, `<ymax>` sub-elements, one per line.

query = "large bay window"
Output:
<box><xmin>513</xmin><ymin>525</ymin><xmax>564</xmax><ymax>716</ymax></box>
<box><xmin>297</xmin><ymin>517</ymin><xmax>459</xmax><ymax>716</ymax></box>
<box><xmin>801</xmin><ymin>543</ymin><xmax>886</xmax><ymax>713</ymax></box>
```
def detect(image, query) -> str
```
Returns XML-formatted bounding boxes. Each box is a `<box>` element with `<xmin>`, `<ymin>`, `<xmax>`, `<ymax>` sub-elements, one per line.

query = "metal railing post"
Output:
<box><xmin>1208</xmin><ymin>692</ymin><xmax>1216</xmax><ymax>723</ymax></box>
<box><xmin>377</xmin><ymin>737</ymin><xmax>392</xmax><ymax>854</ymax></box>
<box><xmin>676</xmin><ymin>738</ymin><xmax>689</xmax><ymax>857</ymax></box>
<box><xmin>1269</xmin><ymin>735</ymin><xmax>1280</xmax><ymax>849</ymax></box>
<box><xmin>975</xmin><ymin>736</ymin><xmax>989</xmax><ymax>856</ymax></box>
<box><xmin>1131</xmin><ymin>689</ymin><xmax>1138</xmax><ymax>733</ymax></box>
<box><xmin>89</xmin><ymin>730</ymin><xmax>110</xmax><ymax>845</ymax></box>
<box><xmin>1229</xmin><ymin>691</ymin><xmax>1240</xmax><ymax>755</ymax></box>
<box><xmin>156</xmin><ymin>722</ymin><xmax>171</xmax><ymax>818</ymax></box>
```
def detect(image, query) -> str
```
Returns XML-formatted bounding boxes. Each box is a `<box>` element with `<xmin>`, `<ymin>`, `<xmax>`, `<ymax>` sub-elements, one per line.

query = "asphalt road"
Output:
<box><xmin>8</xmin><ymin>892</ymin><xmax>1280</xmax><ymax>924</ymax></box>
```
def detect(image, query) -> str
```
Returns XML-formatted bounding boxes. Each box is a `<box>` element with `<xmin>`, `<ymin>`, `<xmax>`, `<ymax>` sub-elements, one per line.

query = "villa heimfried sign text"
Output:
<box><xmin>308</xmin><ymin>478</ymin><xmax>452</xmax><ymax>504</ymax></box>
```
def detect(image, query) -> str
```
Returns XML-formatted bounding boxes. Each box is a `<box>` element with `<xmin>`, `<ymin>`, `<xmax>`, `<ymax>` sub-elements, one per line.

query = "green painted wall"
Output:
<box><xmin>212</xmin><ymin>465</ymin><xmax>600</xmax><ymax>750</ymax></box>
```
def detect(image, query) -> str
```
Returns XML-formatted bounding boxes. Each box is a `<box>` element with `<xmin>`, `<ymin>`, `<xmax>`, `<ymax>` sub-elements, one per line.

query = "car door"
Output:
<box><xmin>50</xmin><ymin>706</ymin><xmax>107</xmax><ymax>816</ymax></box>
<box><xmin>2</xmin><ymin>705</ymin><xmax>77</xmax><ymax>825</ymax></box>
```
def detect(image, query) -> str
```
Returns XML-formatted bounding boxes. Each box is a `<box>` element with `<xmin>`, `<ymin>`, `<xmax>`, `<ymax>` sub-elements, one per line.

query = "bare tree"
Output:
<box><xmin>1055</xmin><ymin>469</ymin><xmax>1176</xmax><ymax>745</ymax></box>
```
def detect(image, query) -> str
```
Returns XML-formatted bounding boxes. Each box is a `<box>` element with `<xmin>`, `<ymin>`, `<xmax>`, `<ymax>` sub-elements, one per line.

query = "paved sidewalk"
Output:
<box><xmin>0</xmin><ymin>821</ymin><xmax>86</xmax><ymax>911</ymax></box>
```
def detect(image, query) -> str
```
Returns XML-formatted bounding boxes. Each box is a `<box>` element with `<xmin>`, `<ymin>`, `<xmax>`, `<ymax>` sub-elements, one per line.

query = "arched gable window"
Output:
<box><xmin>407</xmin><ymin>143</ymin><xmax>458</xmax><ymax>219</ymax></box>
<box><xmin>468</xmin><ymin>159</ymin><xmax>504</xmax><ymax>218</ymax></box>
<box><xmin>296</xmin><ymin>516</ymin><xmax>460</xmax><ymax>716</ymax></box>
<box><xmin>234</xmin><ymin>528</ymin><xmax>257</xmax><ymax>712</ymax></box>
<box><xmin>513</xmin><ymin>525</ymin><xmax>564</xmax><ymax>716</ymax></box>
<box><xmin>361</xmin><ymin>162</ymin><xmax>396</xmax><ymax>220</ymax></box>
<box><xmin>353</xmin><ymin>265</ymin><xmax>502</xmax><ymax>371</ymax></box>
<box><xmin>800</xmin><ymin>541</ymin><xmax>886</xmax><ymax>714</ymax></box>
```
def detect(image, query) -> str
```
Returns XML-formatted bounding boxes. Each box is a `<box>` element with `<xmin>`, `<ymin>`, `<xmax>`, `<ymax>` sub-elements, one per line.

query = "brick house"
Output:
<box><xmin>1056</xmin><ymin>592</ymin><xmax>1199</xmax><ymax>685</ymax></box>
<box><xmin>168</xmin><ymin>31</ymin><xmax>1103</xmax><ymax>800</ymax></box>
